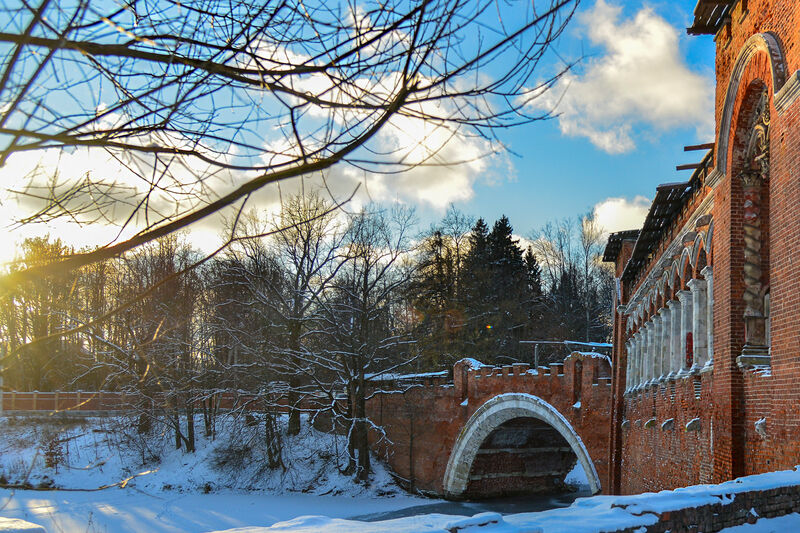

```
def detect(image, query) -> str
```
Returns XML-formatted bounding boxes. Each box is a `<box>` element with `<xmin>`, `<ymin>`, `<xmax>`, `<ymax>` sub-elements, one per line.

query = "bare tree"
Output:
<box><xmin>0</xmin><ymin>0</ymin><xmax>579</xmax><ymax>287</ymax></box>
<box><xmin>242</xmin><ymin>191</ymin><xmax>346</xmax><ymax>435</ymax></box>
<box><xmin>313</xmin><ymin>205</ymin><xmax>416</xmax><ymax>481</ymax></box>
<box><xmin>528</xmin><ymin>212</ymin><xmax>613</xmax><ymax>354</ymax></box>
<box><xmin>579</xmin><ymin>211</ymin><xmax>604</xmax><ymax>342</ymax></box>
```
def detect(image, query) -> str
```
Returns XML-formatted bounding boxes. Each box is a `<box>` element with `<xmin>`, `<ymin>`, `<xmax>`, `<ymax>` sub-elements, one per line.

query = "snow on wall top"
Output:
<box><xmin>456</xmin><ymin>358</ymin><xmax>489</xmax><ymax>370</ymax></box>
<box><xmin>574</xmin><ymin>352</ymin><xmax>612</xmax><ymax>366</ymax></box>
<box><xmin>365</xmin><ymin>370</ymin><xmax>448</xmax><ymax>381</ymax></box>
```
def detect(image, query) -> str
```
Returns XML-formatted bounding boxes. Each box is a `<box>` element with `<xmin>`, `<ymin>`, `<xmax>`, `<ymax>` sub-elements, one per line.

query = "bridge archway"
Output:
<box><xmin>443</xmin><ymin>393</ymin><xmax>601</xmax><ymax>498</ymax></box>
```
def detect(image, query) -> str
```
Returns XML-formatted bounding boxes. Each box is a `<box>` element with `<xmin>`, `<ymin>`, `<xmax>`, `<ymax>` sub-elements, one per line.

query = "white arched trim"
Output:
<box><xmin>713</xmin><ymin>32</ymin><xmax>787</xmax><ymax>186</ymax></box>
<box><xmin>706</xmin><ymin>221</ymin><xmax>714</xmax><ymax>262</ymax></box>
<box><xmin>680</xmin><ymin>247</ymin><xmax>693</xmax><ymax>272</ymax></box>
<box><xmin>692</xmin><ymin>232</ymin><xmax>707</xmax><ymax>267</ymax></box>
<box><xmin>660</xmin><ymin>271</ymin><xmax>671</xmax><ymax>294</ymax></box>
<box><xmin>668</xmin><ymin>263</ymin><xmax>681</xmax><ymax>290</ymax></box>
<box><xmin>442</xmin><ymin>393</ymin><xmax>602</xmax><ymax>498</ymax></box>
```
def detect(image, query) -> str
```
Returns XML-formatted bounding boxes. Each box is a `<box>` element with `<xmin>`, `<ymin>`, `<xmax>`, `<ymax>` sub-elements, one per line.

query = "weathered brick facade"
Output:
<box><xmin>605</xmin><ymin>0</ymin><xmax>800</xmax><ymax>496</ymax></box>
<box><xmin>365</xmin><ymin>353</ymin><xmax>611</xmax><ymax>497</ymax></box>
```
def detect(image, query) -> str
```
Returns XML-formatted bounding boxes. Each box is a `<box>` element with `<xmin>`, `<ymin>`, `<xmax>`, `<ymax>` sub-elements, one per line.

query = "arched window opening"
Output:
<box><xmin>734</xmin><ymin>83</ymin><xmax>771</xmax><ymax>365</ymax></box>
<box><xmin>696</xmin><ymin>248</ymin><xmax>708</xmax><ymax>277</ymax></box>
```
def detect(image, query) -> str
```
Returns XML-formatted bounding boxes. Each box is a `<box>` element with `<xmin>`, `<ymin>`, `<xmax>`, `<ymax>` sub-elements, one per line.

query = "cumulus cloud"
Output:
<box><xmin>530</xmin><ymin>0</ymin><xmax>714</xmax><ymax>153</ymax></box>
<box><xmin>0</xmin><ymin>22</ymin><xmax>504</xmax><ymax>261</ymax></box>
<box><xmin>593</xmin><ymin>195</ymin><xmax>650</xmax><ymax>234</ymax></box>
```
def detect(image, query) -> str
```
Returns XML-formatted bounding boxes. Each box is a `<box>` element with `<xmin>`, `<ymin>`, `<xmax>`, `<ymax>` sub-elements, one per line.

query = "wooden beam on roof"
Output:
<box><xmin>687</xmin><ymin>25</ymin><xmax>720</xmax><ymax>35</ymax></box>
<box><xmin>676</xmin><ymin>163</ymin><xmax>702</xmax><ymax>171</ymax></box>
<box><xmin>684</xmin><ymin>143</ymin><xmax>715</xmax><ymax>151</ymax></box>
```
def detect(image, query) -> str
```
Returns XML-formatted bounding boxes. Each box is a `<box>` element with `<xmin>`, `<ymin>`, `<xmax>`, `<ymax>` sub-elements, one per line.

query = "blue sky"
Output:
<box><xmin>0</xmin><ymin>0</ymin><xmax>717</xmax><ymax>259</ymax></box>
<box><xmin>423</xmin><ymin>0</ymin><xmax>717</xmax><ymax>237</ymax></box>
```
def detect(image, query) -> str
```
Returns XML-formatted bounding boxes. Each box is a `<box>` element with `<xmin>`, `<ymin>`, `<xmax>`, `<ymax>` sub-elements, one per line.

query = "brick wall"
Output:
<box><xmin>609</xmin><ymin>0</ymin><xmax>800</xmax><ymax>496</ymax></box>
<box><xmin>366</xmin><ymin>353</ymin><xmax>612</xmax><ymax>496</ymax></box>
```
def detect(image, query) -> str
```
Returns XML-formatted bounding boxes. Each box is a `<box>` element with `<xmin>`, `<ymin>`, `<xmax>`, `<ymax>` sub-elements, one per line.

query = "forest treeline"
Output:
<box><xmin>0</xmin><ymin>193</ymin><xmax>613</xmax><ymax>479</ymax></box>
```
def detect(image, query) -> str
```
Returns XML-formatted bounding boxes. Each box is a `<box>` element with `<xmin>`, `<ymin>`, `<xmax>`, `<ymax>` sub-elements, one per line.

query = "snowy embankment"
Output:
<box><xmin>3</xmin><ymin>416</ymin><xmax>800</xmax><ymax>532</ymax></box>
<box><xmin>0</xmin><ymin>414</ymin><xmax>406</xmax><ymax>495</ymax></box>
<box><xmin>209</xmin><ymin>467</ymin><xmax>800</xmax><ymax>533</ymax></box>
<box><xmin>0</xmin><ymin>414</ymin><xmax>429</xmax><ymax>532</ymax></box>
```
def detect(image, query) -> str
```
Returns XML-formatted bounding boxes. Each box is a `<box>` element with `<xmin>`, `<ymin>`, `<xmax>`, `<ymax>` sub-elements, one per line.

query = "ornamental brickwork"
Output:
<box><xmin>605</xmin><ymin>0</ymin><xmax>800</xmax><ymax>495</ymax></box>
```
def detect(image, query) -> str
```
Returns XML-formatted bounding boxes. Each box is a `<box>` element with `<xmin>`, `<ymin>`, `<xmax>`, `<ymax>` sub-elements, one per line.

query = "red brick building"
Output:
<box><xmin>604</xmin><ymin>0</ymin><xmax>800</xmax><ymax>495</ymax></box>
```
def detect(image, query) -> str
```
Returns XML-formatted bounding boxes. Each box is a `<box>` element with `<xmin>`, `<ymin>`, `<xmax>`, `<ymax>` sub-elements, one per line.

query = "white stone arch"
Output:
<box><xmin>692</xmin><ymin>232</ymin><xmax>707</xmax><ymax>268</ymax></box>
<box><xmin>668</xmin><ymin>262</ymin><xmax>682</xmax><ymax>292</ymax></box>
<box><xmin>679</xmin><ymin>247</ymin><xmax>694</xmax><ymax>286</ymax></box>
<box><xmin>715</xmin><ymin>32</ymin><xmax>787</xmax><ymax>179</ymax></box>
<box><xmin>660</xmin><ymin>271</ymin><xmax>672</xmax><ymax>296</ymax></box>
<box><xmin>442</xmin><ymin>393</ymin><xmax>601</xmax><ymax>498</ymax></box>
<box><xmin>706</xmin><ymin>221</ymin><xmax>714</xmax><ymax>264</ymax></box>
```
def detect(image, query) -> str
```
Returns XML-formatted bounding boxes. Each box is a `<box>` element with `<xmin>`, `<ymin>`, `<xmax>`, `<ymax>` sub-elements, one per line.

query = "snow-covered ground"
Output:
<box><xmin>4</xmin><ymin>488</ymin><xmax>799</xmax><ymax>533</ymax></box>
<box><xmin>0</xmin><ymin>488</ymin><xmax>428</xmax><ymax>532</ymax></box>
<box><xmin>721</xmin><ymin>513</ymin><xmax>800</xmax><ymax>532</ymax></box>
<box><xmin>205</xmin><ymin>467</ymin><xmax>800</xmax><ymax>533</ymax></box>
<box><xmin>0</xmin><ymin>413</ymin><xmax>594</xmax><ymax>532</ymax></box>
<box><xmin>3</xmin><ymin>415</ymin><xmax>800</xmax><ymax>532</ymax></box>
<box><xmin>0</xmin><ymin>414</ymin><xmax>411</xmax><ymax>496</ymax></box>
<box><xmin>0</xmin><ymin>413</ymin><xmax>431</xmax><ymax>531</ymax></box>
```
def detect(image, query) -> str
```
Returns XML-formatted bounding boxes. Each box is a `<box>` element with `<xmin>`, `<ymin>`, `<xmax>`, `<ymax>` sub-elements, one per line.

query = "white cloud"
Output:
<box><xmin>0</xmin><ymin>33</ymin><xmax>504</xmax><ymax>261</ymax></box>
<box><xmin>593</xmin><ymin>195</ymin><xmax>650</xmax><ymax>234</ymax></box>
<box><xmin>530</xmin><ymin>0</ymin><xmax>714</xmax><ymax>153</ymax></box>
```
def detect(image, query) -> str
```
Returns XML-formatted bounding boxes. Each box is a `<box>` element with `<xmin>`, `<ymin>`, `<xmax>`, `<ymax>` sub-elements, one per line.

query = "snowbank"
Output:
<box><xmin>0</xmin><ymin>414</ymin><xmax>407</xmax><ymax>497</ymax></box>
<box><xmin>212</xmin><ymin>466</ymin><xmax>800</xmax><ymax>533</ymax></box>
<box><xmin>721</xmin><ymin>513</ymin><xmax>800</xmax><ymax>532</ymax></box>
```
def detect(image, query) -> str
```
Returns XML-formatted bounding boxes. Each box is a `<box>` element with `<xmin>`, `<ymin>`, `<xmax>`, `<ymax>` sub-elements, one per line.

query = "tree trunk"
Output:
<box><xmin>287</xmin><ymin>324</ymin><xmax>302</xmax><ymax>436</ymax></box>
<box><xmin>353</xmin><ymin>377</ymin><xmax>370</xmax><ymax>482</ymax></box>
<box><xmin>264</xmin><ymin>408</ymin><xmax>283</xmax><ymax>469</ymax></box>
<box><xmin>345</xmin><ymin>382</ymin><xmax>356</xmax><ymax>474</ymax></box>
<box><xmin>186</xmin><ymin>404</ymin><xmax>195</xmax><ymax>453</ymax></box>
<box><xmin>174</xmin><ymin>412</ymin><xmax>182</xmax><ymax>450</ymax></box>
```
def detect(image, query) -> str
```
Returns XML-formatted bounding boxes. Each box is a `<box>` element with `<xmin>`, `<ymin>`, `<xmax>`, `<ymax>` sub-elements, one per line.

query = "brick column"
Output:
<box><xmin>701</xmin><ymin>266</ymin><xmax>714</xmax><ymax>369</ymax></box>
<box><xmin>650</xmin><ymin>313</ymin><xmax>663</xmax><ymax>385</ymax></box>
<box><xmin>677</xmin><ymin>290</ymin><xmax>693</xmax><ymax>375</ymax></box>
<box><xmin>688</xmin><ymin>278</ymin><xmax>708</xmax><ymax>370</ymax></box>
<box><xmin>667</xmin><ymin>299</ymin><xmax>681</xmax><ymax>378</ymax></box>
<box><xmin>625</xmin><ymin>339</ymin><xmax>632</xmax><ymax>392</ymax></box>
<box><xmin>629</xmin><ymin>331</ymin><xmax>636</xmax><ymax>390</ymax></box>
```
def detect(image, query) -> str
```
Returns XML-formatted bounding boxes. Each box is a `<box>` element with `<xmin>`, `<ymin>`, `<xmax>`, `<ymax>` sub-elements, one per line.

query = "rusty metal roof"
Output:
<box><xmin>688</xmin><ymin>0</ymin><xmax>735</xmax><ymax>35</ymax></box>
<box><xmin>602</xmin><ymin>230</ymin><xmax>640</xmax><ymax>263</ymax></box>
<box><xmin>620</xmin><ymin>150</ymin><xmax>714</xmax><ymax>284</ymax></box>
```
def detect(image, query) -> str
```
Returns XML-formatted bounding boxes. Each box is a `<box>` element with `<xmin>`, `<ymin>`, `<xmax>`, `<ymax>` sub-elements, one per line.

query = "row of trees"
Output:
<box><xmin>411</xmin><ymin>208</ymin><xmax>614</xmax><ymax>366</ymax></box>
<box><xmin>0</xmin><ymin>0</ymin><xmax>593</xmax><ymax>486</ymax></box>
<box><xmin>0</xmin><ymin>195</ymin><xmax>613</xmax><ymax>480</ymax></box>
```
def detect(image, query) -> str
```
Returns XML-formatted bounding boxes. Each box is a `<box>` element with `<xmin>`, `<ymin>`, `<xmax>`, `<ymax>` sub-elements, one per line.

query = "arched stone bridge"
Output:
<box><xmin>366</xmin><ymin>353</ymin><xmax>612</xmax><ymax>499</ymax></box>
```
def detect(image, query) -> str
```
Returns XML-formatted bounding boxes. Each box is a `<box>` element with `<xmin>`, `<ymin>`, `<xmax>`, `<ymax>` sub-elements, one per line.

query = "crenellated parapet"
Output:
<box><xmin>364</xmin><ymin>352</ymin><xmax>613</xmax><ymax>497</ymax></box>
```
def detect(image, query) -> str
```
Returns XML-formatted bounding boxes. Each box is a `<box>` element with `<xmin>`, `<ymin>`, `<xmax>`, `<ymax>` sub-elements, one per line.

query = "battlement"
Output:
<box><xmin>452</xmin><ymin>352</ymin><xmax>612</xmax><ymax>405</ymax></box>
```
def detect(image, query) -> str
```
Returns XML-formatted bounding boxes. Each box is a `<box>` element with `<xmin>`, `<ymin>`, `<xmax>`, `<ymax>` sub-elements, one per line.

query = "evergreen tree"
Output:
<box><xmin>459</xmin><ymin>219</ymin><xmax>492</xmax><ymax>355</ymax></box>
<box><xmin>458</xmin><ymin>216</ymin><xmax>533</xmax><ymax>363</ymax></box>
<box><xmin>524</xmin><ymin>246</ymin><xmax>543</xmax><ymax>299</ymax></box>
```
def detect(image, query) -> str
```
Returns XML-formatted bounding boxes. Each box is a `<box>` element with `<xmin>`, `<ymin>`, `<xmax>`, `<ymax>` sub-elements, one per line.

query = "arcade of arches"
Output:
<box><xmin>604</xmin><ymin>0</ymin><xmax>800</xmax><ymax>495</ymax></box>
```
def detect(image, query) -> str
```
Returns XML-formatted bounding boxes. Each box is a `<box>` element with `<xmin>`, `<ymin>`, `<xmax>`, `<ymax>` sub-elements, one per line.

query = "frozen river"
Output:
<box><xmin>0</xmin><ymin>486</ymin><xmax>591</xmax><ymax>532</ymax></box>
<box><xmin>350</xmin><ymin>488</ymin><xmax>593</xmax><ymax>522</ymax></box>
